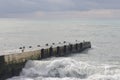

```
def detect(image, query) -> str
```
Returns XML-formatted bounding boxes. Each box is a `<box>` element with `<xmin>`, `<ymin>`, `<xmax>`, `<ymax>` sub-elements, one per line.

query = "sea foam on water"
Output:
<box><xmin>7</xmin><ymin>58</ymin><xmax>120</xmax><ymax>80</ymax></box>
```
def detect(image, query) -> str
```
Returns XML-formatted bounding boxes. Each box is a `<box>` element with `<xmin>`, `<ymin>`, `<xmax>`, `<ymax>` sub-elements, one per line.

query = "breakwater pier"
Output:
<box><xmin>0</xmin><ymin>41</ymin><xmax>91</xmax><ymax>80</ymax></box>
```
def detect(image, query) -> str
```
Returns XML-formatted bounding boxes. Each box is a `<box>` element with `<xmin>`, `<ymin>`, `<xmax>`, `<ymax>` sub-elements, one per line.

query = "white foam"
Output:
<box><xmin>7</xmin><ymin>58</ymin><xmax>120</xmax><ymax>80</ymax></box>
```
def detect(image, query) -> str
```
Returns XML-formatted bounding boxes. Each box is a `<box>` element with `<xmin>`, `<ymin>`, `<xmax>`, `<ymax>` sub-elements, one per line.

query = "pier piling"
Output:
<box><xmin>0</xmin><ymin>41</ymin><xmax>91</xmax><ymax>80</ymax></box>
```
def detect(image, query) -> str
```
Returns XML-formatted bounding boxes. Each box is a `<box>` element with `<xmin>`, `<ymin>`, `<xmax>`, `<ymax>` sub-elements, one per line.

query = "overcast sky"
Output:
<box><xmin>0</xmin><ymin>0</ymin><xmax>120</xmax><ymax>19</ymax></box>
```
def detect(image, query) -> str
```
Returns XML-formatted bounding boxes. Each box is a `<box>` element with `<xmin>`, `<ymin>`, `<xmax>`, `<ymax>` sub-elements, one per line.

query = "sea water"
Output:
<box><xmin>0</xmin><ymin>18</ymin><xmax>120</xmax><ymax>80</ymax></box>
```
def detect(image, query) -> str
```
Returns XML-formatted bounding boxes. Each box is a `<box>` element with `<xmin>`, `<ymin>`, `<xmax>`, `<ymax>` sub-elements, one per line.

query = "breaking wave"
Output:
<box><xmin>7</xmin><ymin>58</ymin><xmax>120</xmax><ymax>80</ymax></box>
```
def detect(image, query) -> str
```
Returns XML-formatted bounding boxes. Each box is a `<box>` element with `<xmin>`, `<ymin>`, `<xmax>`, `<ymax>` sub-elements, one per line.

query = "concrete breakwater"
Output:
<box><xmin>0</xmin><ymin>41</ymin><xmax>91</xmax><ymax>80</ymax></box>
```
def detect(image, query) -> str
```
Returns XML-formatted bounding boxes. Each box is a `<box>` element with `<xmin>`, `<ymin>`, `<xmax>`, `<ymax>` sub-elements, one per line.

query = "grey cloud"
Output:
<box><xmin>0</xmin><ymin>0</ymin><xmax>120</xmax><ymax>18</ymax></box>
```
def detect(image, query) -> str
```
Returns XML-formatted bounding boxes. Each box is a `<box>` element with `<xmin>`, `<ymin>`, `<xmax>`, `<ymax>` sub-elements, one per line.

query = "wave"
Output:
<box><xmin>7</xmin><ymin>58</ymin><xmax>120</xmax><ymax>80</ymax></box>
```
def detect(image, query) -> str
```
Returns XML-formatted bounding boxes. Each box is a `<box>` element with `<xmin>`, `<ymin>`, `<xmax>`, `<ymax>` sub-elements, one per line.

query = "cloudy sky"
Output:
<box><xmin>0</xmin><ymin>0</ymin><xmax>120</xmax><ymax>19</ymax></box>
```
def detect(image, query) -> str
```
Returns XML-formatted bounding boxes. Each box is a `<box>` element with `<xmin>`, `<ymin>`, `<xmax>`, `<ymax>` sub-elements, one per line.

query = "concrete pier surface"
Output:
<box><xmin>0</xmin><ymin>41</ymin><xmax>91</xmax><ymax>80</ymax></box>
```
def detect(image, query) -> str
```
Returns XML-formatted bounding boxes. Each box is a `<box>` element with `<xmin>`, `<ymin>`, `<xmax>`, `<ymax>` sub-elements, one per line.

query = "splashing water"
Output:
<box><xmin>7</xmin><ymin>58</ymin><xmax>120</xmax><ymax>80</ymax></box>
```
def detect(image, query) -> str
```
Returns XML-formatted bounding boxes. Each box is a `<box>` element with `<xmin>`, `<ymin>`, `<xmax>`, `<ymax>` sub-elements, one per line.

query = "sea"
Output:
<box><xmin>0</xmin><ymin>18</ymin><xmax>120</xmax><ymax>80</ymax></box>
